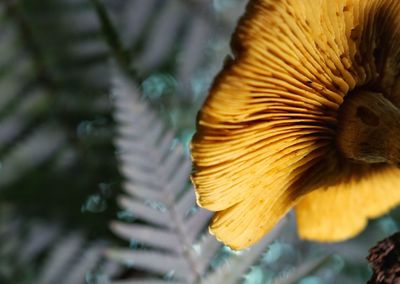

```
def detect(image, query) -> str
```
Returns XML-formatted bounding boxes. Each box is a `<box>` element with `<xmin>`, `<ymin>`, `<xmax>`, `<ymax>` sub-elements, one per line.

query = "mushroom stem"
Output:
<box><xmin>337</xmin><ymin>90</ymin><xmax>400</xmax><ymax>165</ymax></box>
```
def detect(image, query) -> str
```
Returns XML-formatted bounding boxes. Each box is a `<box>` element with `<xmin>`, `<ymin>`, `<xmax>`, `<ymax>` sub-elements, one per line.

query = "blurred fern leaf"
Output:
<box><xmin>0</xmin><ymin>208</ymin><xmax>119</xmax><ymax>284</ymax></box>
<box><xmin>106</xmin><ymin>72</ymin><xmax>305</xmax><ymax>284</ymax></box>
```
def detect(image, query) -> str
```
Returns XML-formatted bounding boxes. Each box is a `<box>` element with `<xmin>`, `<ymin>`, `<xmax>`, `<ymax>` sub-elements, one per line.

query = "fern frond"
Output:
<box><xmin>0</xmin><ymin>125</ymin><xmax>65</xmax><ymax>187</ymax></box>
<box><xmin>0</xmin><ymin>0</ymin><xmax>121</xmax><ymax>233</ymax></box>
<box><xmin>37</xmin><ymin>233</ymin><xmax>86</xmax><ymax>284</ymax></box>
<box><xmin>203</xmin><ymin>219</ymin><xmax>288</xmax><ymax>284</ymax></box>
<box><xmin>109</xmin><ymin>0</ymin><xmax>241</xmax><ymax>102</ymax></box>
<box><xmin>106</xmin><ymin>73</ymin><xmax>301</xmax><ymax>284</ymax></box>
<box><xmin>271</xmin><ymin>256</ymin><xmax>330</xmax><ymax>284</ymax></box>
<box><xmin>108</xmin><ymin>73</ymin><xmax>213</xmax><ymax>283</ymax></box>
<box><xmin>0</xmin><ymin>208</ymin><xmax>119</xmax><ymax>284</ymax></box>
<box><xmin>133</xmin><ymin>0</ymin><xmax>187</xmax><ymax>73</ymax></box>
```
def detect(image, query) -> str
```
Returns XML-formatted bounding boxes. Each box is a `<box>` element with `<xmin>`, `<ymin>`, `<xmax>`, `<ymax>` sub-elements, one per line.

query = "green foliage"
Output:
<box><xmin>0</xmin><ymin>0</ymin><xmax>119</xmax><ymax>236</ymax></box>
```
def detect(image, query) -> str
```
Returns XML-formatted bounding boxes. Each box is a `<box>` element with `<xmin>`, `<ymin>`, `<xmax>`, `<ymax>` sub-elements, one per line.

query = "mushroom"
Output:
<box><xmin>191</xmin><ymin>0</ymin><xmax>400</xmax><ymax>250</ymax></box>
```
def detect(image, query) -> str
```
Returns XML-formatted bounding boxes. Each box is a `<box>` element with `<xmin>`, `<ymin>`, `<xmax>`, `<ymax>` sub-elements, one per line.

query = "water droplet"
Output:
<box><xmin>77</xmin><ymin>121</ymin><xmax>93</xmax><ymax>138</ymax></box>
<box><xmin>76</xmin><ymin>117</ymin><xmax>108</xmax><ymax>139</ymax></box>
<box><xmin>82</xmin><ymin>194</ymin><xmax>107</xmax><ymax>213</ymax></box>
<box><xmin>180</xmin><ymin>129</ymin><xmax>195</xmax><ymax>152</ymax></box>
<box><xmin>85</xmin><ymin>272</ymin><xmax>109</xmax><ymax>284</ymax></box>
<box><xmin>141</xmin><ymin>73</ymin><xmax>177</xmax><ymax>101</ymax></box>
<box><xmin>188</xmin><ymin>205</ymin><xmax>199</xmax><ymax>216</ymax></box>
<box><xmin>124</xmin><ymin>260</ymin><xmax>135</xmax><ymax>268</ymax></box>
<box><xmin>169</xmin><ymin>138</ymin><xmax>180</xmax><ymax>151</ymax></box>
<box><xmin>299</xmin><ymin>276</ymin><xmax>321</xmax><ymax>284</ymax></box>
<box><xmin>212</xmin><ymin>0</ymin><xmax>239</xmax><ymax>11</ymax></box>
<box><xmin>243</xmin><ymin>266</ymin><xmax>265</xmax><ymax>284</ymax></box>
<box><xmin>330</xmin><ymin>255</ymin><xmax>345</xmax><ymax>272</ymax></box>
<box><xmin>117</xmin><ymin>210</ymin><xmax>136</xmax><ymax>222</ymax></box>
<box><xmin>129</xmin><ymin>239</ymin><xmax>145</xmax><ymax>250</ymax></box>
<box><xmin>262</xmin><ymin>242</ymin><xmax>283</xmax><ymax>264</ymax></box>
<box><xmin>210</xmin><ymin>252</ymin><xmax>228</xmax><ymax>270</ymax></box>
<box><xmin>378</xmin><ymin>216</ymin><xmax>398</xmax><ymax>234</ymax></box>
<box><xmin>85</xmin><ymin>272</ymin><xmax>96</xmax><ymax>284</ymax></box>
<box><xmin>192</xmin><ymin>243</ymin><xmax>201</xmax><ymax>255</ymax></box>
<box><xmin>191</xmin><ymin>80</ymin><xmax>204</xmax><ymax>99</ymax></box>
<box><xmin>144</xmin><ymin>199</ymin><xmax>167</xmax><ymax>212</ymax></box>
<box><xmin>164</xmin><ymin>270</ymin><xmax>175</xmax><ymax>280</ymax></box>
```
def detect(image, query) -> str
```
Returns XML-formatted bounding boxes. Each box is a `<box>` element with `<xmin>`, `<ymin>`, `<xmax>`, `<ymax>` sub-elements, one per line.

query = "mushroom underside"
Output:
<box><xmin>191</xmin><ymin>0</ymin><xmax>400</xmax><ymax>249</ymax></box>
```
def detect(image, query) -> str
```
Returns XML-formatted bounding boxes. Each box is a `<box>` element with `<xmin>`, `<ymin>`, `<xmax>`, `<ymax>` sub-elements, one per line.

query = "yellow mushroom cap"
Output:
<box><xmin>191</xmin><ymin>0</ymin><xmax>400</xmax><ymax>250</ymax></box>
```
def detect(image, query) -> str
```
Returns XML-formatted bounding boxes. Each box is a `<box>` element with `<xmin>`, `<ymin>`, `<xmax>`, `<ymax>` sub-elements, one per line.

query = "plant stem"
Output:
<box><xmin>90</xmin><ymin>0</ymin><xmax>133</xmax><ymax>74</ymax></box>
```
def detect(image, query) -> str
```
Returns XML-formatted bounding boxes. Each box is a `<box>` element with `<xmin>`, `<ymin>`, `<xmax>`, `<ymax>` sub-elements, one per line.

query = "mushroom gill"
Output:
<box><xmin>191</xmin><ymin>0</ymin><xmax>400</xmax><ymax>249</ymax></box>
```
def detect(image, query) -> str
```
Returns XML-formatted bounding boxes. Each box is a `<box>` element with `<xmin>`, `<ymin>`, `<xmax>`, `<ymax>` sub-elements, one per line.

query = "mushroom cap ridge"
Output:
<box><xmin>191</xmin><ymin>0</ymin><xmax>400</xmax><ymax>249</ymax></box>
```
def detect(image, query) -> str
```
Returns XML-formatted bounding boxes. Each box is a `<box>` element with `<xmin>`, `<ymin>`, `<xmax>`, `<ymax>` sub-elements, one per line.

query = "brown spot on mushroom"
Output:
<box><xmin>191</xmin><ymin>0</ymin><xmax>400</xmax><ymax>249</ymax></box>
<box><xmin>356</xmin><ymin>106</ymin><xmax>380</xmax><ymax>126</ymax></box>
<box><xmin>350</xmin><ymin>25</ymin><xmax>361</xmax><ymax>41</ymax></box>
